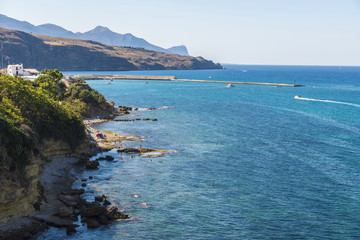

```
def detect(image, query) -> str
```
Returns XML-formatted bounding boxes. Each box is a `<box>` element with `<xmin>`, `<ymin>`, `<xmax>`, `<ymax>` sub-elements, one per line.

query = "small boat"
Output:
<box><xmin>242</xmin><ymin>70</ymin><xmax>248</xmax><ymax>73</ymax></box>
<box><xmin>294</xmin><ymin>95</ymin><xmax>301</xmax><ymax>99</ymax></box>
<box><xmin>144</xmin><ymin>81</ymin><xmax>148</xmax><ymax>84</ymax></box>
<box><xmin>105</xmin><ymin>82</ymin><xmax>111</xmax><ymax>85</ymax></box>
<box><xmin>226</xmin><ymin>84</ymin><xmax>235</xmax><ymax>88</ymax></box>
<box><xmin>209</xmin><ymin>76</ymin><xmax>212</xmax><ymax>79</ymax></box>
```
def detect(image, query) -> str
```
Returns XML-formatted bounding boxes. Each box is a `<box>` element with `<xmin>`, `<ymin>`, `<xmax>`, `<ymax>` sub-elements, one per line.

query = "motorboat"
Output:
<box><xmin>226</xmin><ymin>84</ymin><xmax>235</xmax><ymax>88</ymax></box>
<box><xmin>105</xmin><ymin>82</ymin><xmax>111</xmax><ymax>85</ymax></box>
<box><xmin>294</xmin><ymin>95</ymin><xmax>301</xmax><ymax>99</ymax></box>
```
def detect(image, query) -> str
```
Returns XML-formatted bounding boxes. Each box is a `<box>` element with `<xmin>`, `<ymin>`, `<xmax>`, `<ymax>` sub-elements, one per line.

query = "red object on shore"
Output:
<box><xmin>96</xmin><ymin>132</ymin><xmax>104</xmax><ymax>139</ymax></box>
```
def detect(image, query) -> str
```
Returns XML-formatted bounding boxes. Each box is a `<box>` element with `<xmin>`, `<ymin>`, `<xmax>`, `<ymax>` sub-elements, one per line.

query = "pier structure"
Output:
<box><xmin>73</xmin><ymin>74</ymin><xmax>176</xmax><ymax>81</ymax></box>
<box><xmin>72</xmin><ymin>74</ymin><xmax>303</xmax><ymax>87</ymax></box>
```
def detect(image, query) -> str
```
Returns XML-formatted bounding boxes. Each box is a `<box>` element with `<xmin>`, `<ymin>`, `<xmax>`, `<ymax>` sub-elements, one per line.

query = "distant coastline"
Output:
<box><xmin>0</xmin><ymin>27</ymin><xmax>222</xmax><ymax>71</ymax></box>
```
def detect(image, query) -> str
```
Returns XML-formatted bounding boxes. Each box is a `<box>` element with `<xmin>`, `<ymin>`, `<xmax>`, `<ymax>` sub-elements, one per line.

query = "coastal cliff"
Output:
<box><xmin>0</xmin><ymin>70</ymin><xmax>118</xmax><ymax>238</ymax></box>
<box><xmin>0</xmin><ymin>138</ymin><xmax>88</xmax><ymax>225</ymax></box>
<box><xmin>0</xmin><ymin>27</ymin><xmax>222</xmax><ymax>71</ymax></box>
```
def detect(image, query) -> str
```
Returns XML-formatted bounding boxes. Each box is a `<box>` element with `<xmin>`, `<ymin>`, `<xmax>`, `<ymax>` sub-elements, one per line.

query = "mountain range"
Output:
<box><xmin>0</xmin><ymin>27</ymin><xmax>222</xmax><ymax>71</ymax></box>
<box><xmin>0</xmin><ymin>14</ymin><xmax>189</xmax><ymax>55</ymax></box>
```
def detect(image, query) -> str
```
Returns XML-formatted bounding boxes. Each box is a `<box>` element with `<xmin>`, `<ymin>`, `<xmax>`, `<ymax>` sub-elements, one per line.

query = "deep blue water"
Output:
<box><xmin>40</xmin><ymin>65</ymin><xmax>360</xmax><ymax>239</ymax></box>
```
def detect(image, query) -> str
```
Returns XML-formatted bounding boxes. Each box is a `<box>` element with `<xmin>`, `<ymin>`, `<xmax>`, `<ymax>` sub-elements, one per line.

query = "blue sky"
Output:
<box><xmin>1</xmin><ymin>0</ymin><xmax>360</xmax><ymax>66</ymax></box>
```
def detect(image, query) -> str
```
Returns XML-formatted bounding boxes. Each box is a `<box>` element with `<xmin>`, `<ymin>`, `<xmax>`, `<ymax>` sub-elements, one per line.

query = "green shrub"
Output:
<box><xmin>0</xmin><ymin>74</ymin><xmax>86</xmax><ymax>171</ymax></box>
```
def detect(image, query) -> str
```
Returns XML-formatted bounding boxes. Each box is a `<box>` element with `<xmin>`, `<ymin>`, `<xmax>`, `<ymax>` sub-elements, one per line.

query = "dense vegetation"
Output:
<box><xmin>63</xmin><ymin>81</ymin><xmax>109</xmax><ymax>118</ymax></box>
<box><xmin>0</xmin><ymin>70</ymin><xmax>111</xmax><ymax>171</ymax></box>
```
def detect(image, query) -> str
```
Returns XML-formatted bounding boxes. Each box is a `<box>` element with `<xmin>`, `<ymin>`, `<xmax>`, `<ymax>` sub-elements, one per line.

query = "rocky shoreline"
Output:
<box><xmin>0</xmin><ymin>146</ymin><xmax>129</xmax><ymax>239</ymax></box>
<box><xmin>0</xmin><ymin>105</ymin><xmax>175</xmax><ymax>240</ymax></box>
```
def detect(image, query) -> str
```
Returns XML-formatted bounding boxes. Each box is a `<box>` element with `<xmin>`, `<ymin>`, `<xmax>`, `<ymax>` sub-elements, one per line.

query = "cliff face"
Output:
<box><xmin>0</xmin><ymin>138</ymin><xmax>88</xmax><ymax>224</ymax></box>
<box><xmin>0</xmin><ymin>153</ymin><xmax>42</xmax><ymax>224</ymax></box>
<box><xmin>0</xmin><ymin>27</ymin><xmax>222</xmax><ymax>71</ymax></box>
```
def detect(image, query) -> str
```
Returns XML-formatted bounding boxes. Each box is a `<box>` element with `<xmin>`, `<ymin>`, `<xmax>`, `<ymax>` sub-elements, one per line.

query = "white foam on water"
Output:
<box><xmin>296</xmin><ymin>97</ymin><xmax>360</xmax><ymax>108</ymax></box>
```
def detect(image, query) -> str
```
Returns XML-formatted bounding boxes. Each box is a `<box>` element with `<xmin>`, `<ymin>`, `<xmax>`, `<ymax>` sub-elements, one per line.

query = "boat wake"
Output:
<box><xmin>295</xmin><ymin>97</ymin><xmax>360</xmax><ymax>108</ymax></box>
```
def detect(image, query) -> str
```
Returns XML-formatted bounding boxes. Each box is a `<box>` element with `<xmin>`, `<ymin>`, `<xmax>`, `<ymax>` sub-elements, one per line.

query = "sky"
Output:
<box><xmin>1</xmin><ymin>0</ymin><xmax>360</xmax><ymax>66</ymax></box>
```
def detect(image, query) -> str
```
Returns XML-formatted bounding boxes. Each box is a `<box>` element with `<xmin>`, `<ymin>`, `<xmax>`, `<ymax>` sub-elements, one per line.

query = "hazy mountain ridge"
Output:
<box><xmin>0</xmin><ymin>14</ymin><xmax>189</xmax><ymax>55</ymax></box>
<box><xmin>0</xmin><ymin>27</ymin><xmax>222</xmax><ymax>71</ymax></box>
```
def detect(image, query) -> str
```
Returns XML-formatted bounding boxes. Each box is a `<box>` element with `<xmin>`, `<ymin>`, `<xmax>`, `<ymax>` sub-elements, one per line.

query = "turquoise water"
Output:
<box><xmin>40</xmin><ymin>65</ymin><xmax>360</xmax><ymax>239</ymax></box>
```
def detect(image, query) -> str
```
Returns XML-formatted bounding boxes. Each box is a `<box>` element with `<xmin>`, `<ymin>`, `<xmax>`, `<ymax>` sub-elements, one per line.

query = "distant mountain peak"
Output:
<box><xmin>91</xmin><ymin>26</ymin><xmax>112</xmax><ymax>32</ymax></box>
<box><xmin>167</xmin><ymin>45</ymin><xmax>189</xmax><ymax>55</ymax></box>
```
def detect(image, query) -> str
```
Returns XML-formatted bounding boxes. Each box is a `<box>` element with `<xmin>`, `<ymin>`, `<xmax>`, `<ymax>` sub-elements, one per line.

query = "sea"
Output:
<box><xmin>39</xmin><ymin>64</ymin><xmax>360</xmax><ymax>239</ymax></box>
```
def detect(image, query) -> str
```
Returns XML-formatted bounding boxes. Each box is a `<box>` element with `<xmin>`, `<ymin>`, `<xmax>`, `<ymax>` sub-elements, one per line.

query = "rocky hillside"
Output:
<box><xmin>0</xmin><ymin>27</ymin><xmax>221</xmax><ymax>71</ymax></box>
<box><xmin>0</xmin><ymin>14</ymin><xmax>189</xmax><ymax>55</ymax></box>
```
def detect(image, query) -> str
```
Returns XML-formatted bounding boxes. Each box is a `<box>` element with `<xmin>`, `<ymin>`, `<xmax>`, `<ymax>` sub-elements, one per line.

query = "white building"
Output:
<box><xmin>7</xmin><ymin>64</ymin><xmax>26</xmax><ymax>76</ymax></box>
<box><xmin>6</xmin><ymin>64</ymin><xmax>39</xmax><ymax>77</ymax></box>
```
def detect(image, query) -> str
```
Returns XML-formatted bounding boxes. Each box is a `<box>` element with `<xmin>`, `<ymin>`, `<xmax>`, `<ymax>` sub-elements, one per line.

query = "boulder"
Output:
<box><xmin>78</xmin><ymin>157</ymin><xmax>88</xmax><ymax>164</ymax></box>
<box><xmin>67</xmin><ymin>201</ymin><xmax>79</xmax><ymax>208</ymax></box>
<box><xmin>74</xmin><ymin>209</ymin><xmax>81</xmax><ymax>216</ymax></box>
<box><xmin>95</xmin><ymin>195</ymin><xmax>106</xmax><ymax>202</ymax></box>
<box><xmin>86</xmin><ymin>218</ymin><xmax>101</xmax><ymax>229</ymax></box>
<box><xmin>58</xmin><ymin>194</ymin><xmax>81</xmax><ymax>208</ymax></box>
<box><xmin>86</xmin><ymin>160</ymin><xmax>99</xmax><ymax>169</ymax></box>
<box><xmin>105</xmin><ymin>155</ymin><xmax>114</xmax><ymax>161</ymax></box>
<box><xmin>106</xmin><ymin>206</ymin><xmax>129</xmax><ymax>219</ymax></box>
<box><xmin>43</xmin><ymin>216</ymin><xmax>74</xmax><ymax>227</ymax></box>
<box><xmin>61</xmin><ymin>189</ymin><xmax>85</xmax><ymax>195</ymax></box>
<box><xmin>98</xmin><ymin>214</ymin><xmax>109</xmax><ymax>225</ymax></box>
<box><xmin>57</xmin><ymin>206</ymin><xmax>73</xmax><ymax>218</ymax></box>
<box><xmin>80</xmin><ymin>202</ymin><xmax>106</xmax><ymax>217</ymax></box>
<box><xmin>66</xmin><ymin>225</ymin><xmax>77</xmax><ymax>235</ymax></box>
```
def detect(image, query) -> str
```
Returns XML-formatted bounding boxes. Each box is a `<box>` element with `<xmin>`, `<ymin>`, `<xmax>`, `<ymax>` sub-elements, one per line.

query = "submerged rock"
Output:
<box><xmin>85</xmin><ymin>160</ymin><xmax>99</xmax><ymax>169</ymax></box>
<box><xmin>105</xmin><ymin>155</ymin><xmax>114</xmax><ymax>161</ymax></box>
<box><xmin>66</xmin><ymin>225</ymin><xmax>77</xmax><ymax>235</ymax></box>
<box><xmin>138</xmin><ymin>203</ymin><xmax>151</xmax><ymax>208</ymax></box>
<box><xmin>86</xmin><ymin>218</ymin><xmax>101</xmax><ymax>229</ymax></box>
<box><xmin>95</xmin><ymin>195</ymin><xmax>106</xmax><ymax>202</ymax></box>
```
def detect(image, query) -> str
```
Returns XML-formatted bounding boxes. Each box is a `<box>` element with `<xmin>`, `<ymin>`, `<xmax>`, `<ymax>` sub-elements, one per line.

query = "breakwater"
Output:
<box><xmin>73</xmin><ymin>74</ymin><xmax>176</xmax><ymax>81</ymax></box>
<box><xmin>72</xmin><ymin>74</ymin><xmax>303</xmax><ymax>87</ymax></box>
